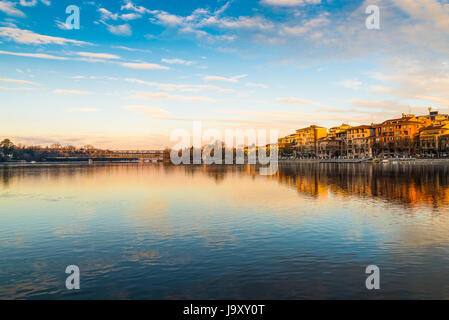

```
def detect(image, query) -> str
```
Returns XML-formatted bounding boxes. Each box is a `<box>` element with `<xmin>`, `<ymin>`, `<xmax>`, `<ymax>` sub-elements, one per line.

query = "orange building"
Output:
<box><xmin>278</xmin><ymin>109</ymin><xmax>449</xmax><ymax>159</ymax></box>
<box><xmin>373</xmin><ymin>114</ymin><xmax>428</xmax><ymax>157</ymax></box>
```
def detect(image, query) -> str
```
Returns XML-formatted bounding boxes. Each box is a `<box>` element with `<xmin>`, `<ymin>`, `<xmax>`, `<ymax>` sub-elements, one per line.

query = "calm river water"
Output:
<box><xmin>1</xmin><ymin>163</ymin><xmax>449</xmax><ymax>299</ymax></box>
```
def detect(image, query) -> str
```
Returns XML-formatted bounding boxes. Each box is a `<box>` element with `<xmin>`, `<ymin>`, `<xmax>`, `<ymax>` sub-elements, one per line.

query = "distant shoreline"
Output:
<box><xmin>2</xmin><ymin>158</ymin><xmax>449</xmax><ymax>167</ymax></box>
<box><xmin>0</xmin><ymin>160</ymin><xmax>140</xmax><ymax>167</ymax></box>
<box><xmin>279</xmin><ymin>158</ymin><xmax>449</xmax><ymax>165</ymax></box>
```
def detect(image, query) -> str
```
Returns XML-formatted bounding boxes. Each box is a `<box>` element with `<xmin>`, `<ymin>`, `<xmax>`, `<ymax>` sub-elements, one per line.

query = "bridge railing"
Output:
<box><xmin>108</xmin><ymin>150</ymin><xmax>165</xmax><ymax>155</ymax></box>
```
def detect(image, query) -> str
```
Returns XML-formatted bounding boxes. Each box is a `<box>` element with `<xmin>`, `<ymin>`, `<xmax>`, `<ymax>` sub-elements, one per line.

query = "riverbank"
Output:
<box><xmin>3</xmin><ymin>158</ymin><xmax>449</xmax><ymax>167</ymax></box>
<box><xmin>279</xmin><ymin>158</ymin><xmax>449</xmax><ymax>165</ymax></box>
<box><xmin>0</xmin><ymin>160</ymin><xmax>141</xmax><ymax>167</ymax></box>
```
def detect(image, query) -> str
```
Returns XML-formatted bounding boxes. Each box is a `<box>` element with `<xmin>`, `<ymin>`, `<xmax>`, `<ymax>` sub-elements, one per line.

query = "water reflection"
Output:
<box><xmin>274</xmin><ymin>163</ymin><xmax>449</xmax><ymax>209</ymax></box>
<box><xmin>3</xmin><ymin>163</ymin><xmax>448</xmax><ymax>210</ymax></box>
<box><xmin>1</xmin><ymin>163</ymin><xmax>449</xmax><ymax>299</ymax></box>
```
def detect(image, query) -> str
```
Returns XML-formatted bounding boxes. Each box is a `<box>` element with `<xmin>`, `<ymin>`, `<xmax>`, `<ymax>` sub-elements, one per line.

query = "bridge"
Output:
<box><xmin>45</xmin><ymin>150</ymin><xmax>170</xmax><ymax>163</ymax></box>
<box><xmin>105</xmin><ymin>150</ymin><xmax>169</xmax><ymax>163</ymax></box>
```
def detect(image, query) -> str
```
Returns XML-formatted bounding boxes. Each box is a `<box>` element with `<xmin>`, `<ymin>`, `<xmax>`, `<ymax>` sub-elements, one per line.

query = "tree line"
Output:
<box><xmin>0</xmin><ymin>139</ymin><xmax>108</xmax><ymax>162</ymax></box>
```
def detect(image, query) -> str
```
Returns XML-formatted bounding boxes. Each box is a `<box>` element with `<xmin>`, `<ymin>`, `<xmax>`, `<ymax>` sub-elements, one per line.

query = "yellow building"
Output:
<box><xmin>278</xmin><ymin>134</ymin><xmax>297</xmax><ymax>148</ymax></box>
<box><xmin>419</xmin><ymin>123</ymin><xmax>449</xmax><ymax>156</ymax></box>
<box><xmin>328</xmin><ymin>124</ymin><xmax>351</xmax><ymax>137</ymax></box>
<box><xmin>417</xmin><ymin>109</ymin><xmax>449</xmax><ymax>126</ymax></box>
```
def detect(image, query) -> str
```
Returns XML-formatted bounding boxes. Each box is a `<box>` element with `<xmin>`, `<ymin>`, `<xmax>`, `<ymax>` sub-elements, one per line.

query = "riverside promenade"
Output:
<box><xmin>279</xmin><ymin>158</ymin><xmax>449</xmax><ymax>165</ymax></box>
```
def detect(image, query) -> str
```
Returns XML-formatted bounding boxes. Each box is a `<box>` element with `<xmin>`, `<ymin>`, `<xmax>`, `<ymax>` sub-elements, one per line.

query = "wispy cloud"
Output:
<box><xmin>0</xmin><ymin>1</ymin><xmax>26</xmax><ymax>17</ymax></box>
<box><xmin>205</xmin><ymin>74</ymin><xmax>248</xmax><ymax>83</ymax></box>
<box><xmin>349</xmin><ymin>99</ymin><xmax>435</xmax><ymax>120</ymax></box>
<box><xmin>120</xmin><ymin>13</ymin><xmax>142</xmax><ymax>21</ymax></box>
<box><xmin>368</xmin><ymin>57</ymin><xmax>449</xmax><ymax>108</ymax></box>
<box><xmin>147</xmin><ymin>3</ymin><xmax>275</xmax><ymax>42</ymax></box>
<box><xmin>120</xmin><ymin>0</ymin><xmax>151</xmax><ymax>14</ymax></box>
<box><xmin>121</xmin><ymin>62</ymin><xmax>169</xmax><ymax>70</ymax></box>
<box><xmin>0</xmin><ymin>27</ymin><xmax>90</xmax><ymax>45</ymax></box>
<box><xmin>277</xmin><ymin>97</ymin><xmax>327</xmax><ymax>107</ymax></box>
<box><xmin>204</xmin><ymin>15</ymin><xmax>275</xmax><ymax>31</ymax></box>
<box><xmin>123</xmin><ymin>105</ymin><xmax>318</xmax><ymax>128</ymax></box>
<box><xmin>161</xmin><ymin>58</ymin><xmax>195</xmax><ymax>66</ymax></box>
<box><xmin>22</xmin><ymin>0</ymin><xmax>50</xmax><ymax>7</ymax></box>
<box><xmin>123</xmin><ymin>105</ymin><xmax>170</xmax><ymax>118</ymax></box>
<box><xmin>105</xmin><ymin>23</ymin><xmax>132</xmax><ymax>36</ymax></box>
<box><xmin>98</xmin><ymin>8</ymin><xmax>119</xmax><ymax>21</ymax></box>
<box><xmin>261</xmin><ymin>0</ymin><xmax>321</xmax><ymax>7</ymax></box>
<box><xmin>112</xmin><ymin>45</ymin><xmax>152</xmax><ymax>53</ymax></box>
<box><xmin>134</xmin><ymin>91</ymin><xmax>216</xmax><ymax>103</ymax></box>
<box><xmin>337</xmin><ymin>79</ymin><xmax>362</xmax><ymax>90</ymax></box>
<box><xmin>246</xmin><ymin>82</ymin><xmax>268</xmax><ymax>89</ymax></box>
<box><xmin>0</xmin><ymin>77</ymin><xmax>37</xmax><ymax>85</ymax></box>
<box><xmin>125</xmin><ymin>78</ymin><xmax>232</xmax><ymax>93</ymax></box>
<box><xmin>99</xmin><ymin>6</ymin><xmax>144</xmax><ymax>21</ymax></box>
<box><xmin>279</xmin><ymin>14</ymin><xmax>330</xmax><ymax>37</ymax></box>
<box><xmin>0</xmin><ymin>85</ymin><xmax>35</xmax><ymax>91</ymax></box>
<box><xmin>0</xmin><ymin>50</ymin><xmax>67</xmax><ymax>60</ymax></box>
<box><xmin>76</xmin><ymin>52</ymin><xmax>121</xmax><ymax>60</ymax></box>
<box><xmin>54</xmin><ymin>89</ymin><xmax>92</xmax><ymax>95</ymax></box>
<box><xmin>19</xmin><ymin>0</ymin><xmax>37</xmax><ymax>7</ymax></box>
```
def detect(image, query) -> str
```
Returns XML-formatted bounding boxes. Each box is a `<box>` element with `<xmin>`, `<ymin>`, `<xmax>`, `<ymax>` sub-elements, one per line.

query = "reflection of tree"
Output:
<box><xmin>1</xmin><ymin>168</ymin><xmax>12</xmax><ymax>188</ymax></box>
<box><xmin>205</xmin><ymin>166</ymin><xmax>227</xmax><ymax>184</ymax></box>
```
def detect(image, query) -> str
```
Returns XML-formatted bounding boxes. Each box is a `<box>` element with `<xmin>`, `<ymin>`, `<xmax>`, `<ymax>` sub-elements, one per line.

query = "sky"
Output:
<box><xmin>1</xmin><ymin>0</ymin><xmax>449</xmax><ymax>149</ymax></box>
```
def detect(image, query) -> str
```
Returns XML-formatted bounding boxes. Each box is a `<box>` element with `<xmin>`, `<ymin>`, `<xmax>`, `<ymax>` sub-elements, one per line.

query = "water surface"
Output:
<box><xmin>1</xmin><ymin>163</ymin><xmax>449</xmax><ymax>299</ymax></box>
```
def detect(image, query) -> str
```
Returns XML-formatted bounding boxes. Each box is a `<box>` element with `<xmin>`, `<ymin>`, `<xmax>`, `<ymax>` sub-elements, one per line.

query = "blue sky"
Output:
<box><xmin>1</xmin><ymin>0</ymin><xmax>449</xmax><ymax>148</ymax></box>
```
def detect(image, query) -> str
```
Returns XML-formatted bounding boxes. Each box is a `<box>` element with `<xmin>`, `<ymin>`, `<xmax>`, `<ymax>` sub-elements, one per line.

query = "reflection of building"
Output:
<box><xmin>272</xmin><ymin>163</ymin><xmax>449</xmax><ymax>209</ymax></box>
